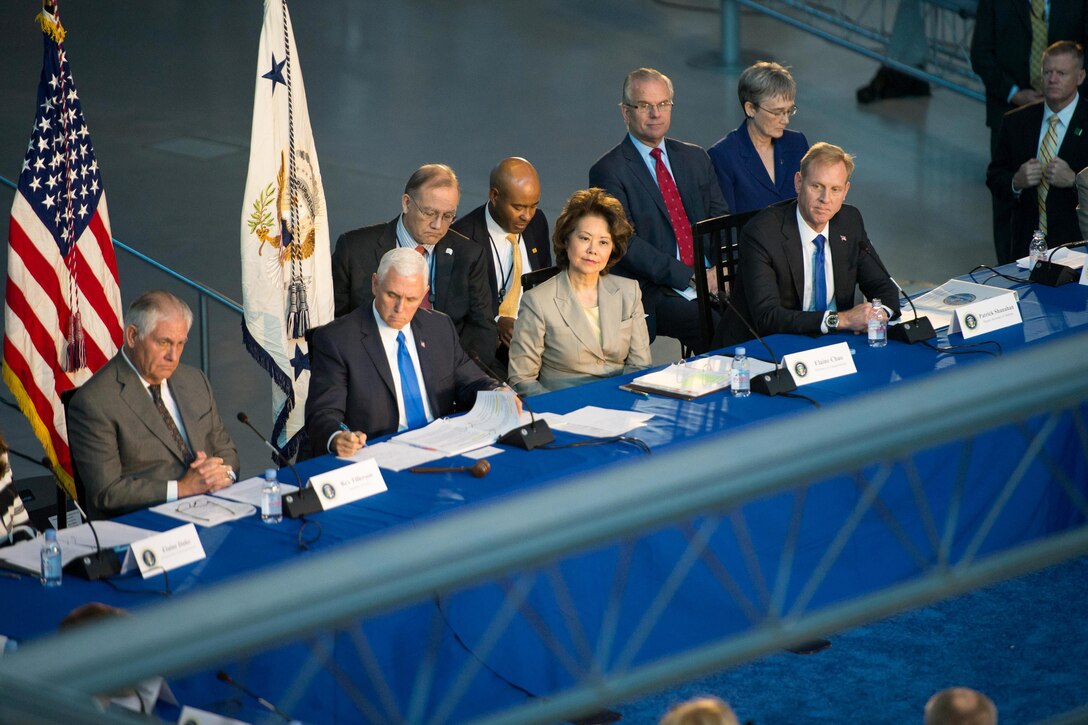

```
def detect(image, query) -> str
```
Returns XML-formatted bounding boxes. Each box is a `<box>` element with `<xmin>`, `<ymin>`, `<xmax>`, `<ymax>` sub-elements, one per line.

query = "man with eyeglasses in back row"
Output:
<box><xmin>590</xmin><ymin>67</ymin><xmax>728</xmax><ymax>354</ymax></box>
<box><xmin>331</xmin><ymin>163</ymin><xmax>497</xmax><ymax>368</ymax></box>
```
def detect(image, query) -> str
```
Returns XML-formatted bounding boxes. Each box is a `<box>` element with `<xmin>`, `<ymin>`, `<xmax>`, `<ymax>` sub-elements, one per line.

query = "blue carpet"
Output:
<box><xmin>617</xmin><ymin>555</ymin><xmax>1088</xmax><ymax>724</ymax></box>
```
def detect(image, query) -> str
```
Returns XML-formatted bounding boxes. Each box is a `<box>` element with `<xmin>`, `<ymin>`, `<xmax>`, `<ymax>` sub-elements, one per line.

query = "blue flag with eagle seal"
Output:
<box><xmin>241</xmin><ymin>0</ymin><xmax>332</xmax><ymax>458</ymax></box>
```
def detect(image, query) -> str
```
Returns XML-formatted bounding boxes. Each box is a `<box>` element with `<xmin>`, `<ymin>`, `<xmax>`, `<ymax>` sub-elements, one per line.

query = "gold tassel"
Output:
<box><xmin>35</xmin><ymin>11</ymin><xmax>66</xmax><ymax>45</ymax></box>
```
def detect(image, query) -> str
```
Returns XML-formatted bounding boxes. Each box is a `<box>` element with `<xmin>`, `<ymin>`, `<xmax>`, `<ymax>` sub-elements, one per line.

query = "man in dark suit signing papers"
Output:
<box><xmin>590</xmin><ymin>67</ymin><xmax>728</xmax><ymax>353</ymax></box>
<box><xmin>718</xmin><ymin>142</ymin><xmax>899</xmax><ymax>345</ymax></box>
<box><xmin>67</xmin><ymin>291</ymin><xmax>239</xmax><ymax>519</ymax></box>
<box><xmin>331</xmin><ymin>164</ymin><xmax>497</xmax><ymax>367</ymax></box>
<box><xmin>307</xmin><ymin>248</ymin><xmax>511</xmax><ymax>458</ymax></box>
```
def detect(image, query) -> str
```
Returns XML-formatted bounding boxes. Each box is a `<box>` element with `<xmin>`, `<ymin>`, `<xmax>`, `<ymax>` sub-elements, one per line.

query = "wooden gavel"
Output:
<box><xmin>409</xmin><ymin>460</ymin><xmax>491</xmax><ymax>478</ymax></box>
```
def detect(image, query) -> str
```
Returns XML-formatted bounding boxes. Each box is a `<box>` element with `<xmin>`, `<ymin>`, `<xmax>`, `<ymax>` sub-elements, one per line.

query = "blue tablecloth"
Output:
<box><xmin>3</xmin><ymin>269</ymin><xmax>1087</xmax><ymax>723</ymax></box>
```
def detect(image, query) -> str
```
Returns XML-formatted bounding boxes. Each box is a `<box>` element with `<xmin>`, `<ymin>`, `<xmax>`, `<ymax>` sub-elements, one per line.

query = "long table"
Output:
<box><xmin>2</xmin><ymin>268</ymin><xmax>1087</xmax><ymax>723</ymax></box>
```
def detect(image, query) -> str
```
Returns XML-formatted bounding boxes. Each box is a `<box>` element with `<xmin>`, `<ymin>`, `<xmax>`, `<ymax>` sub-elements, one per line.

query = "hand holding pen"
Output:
<box><xmin>332</xmin><ymin>422</ymin><xmax>367</xmax><ymax>457</ymax></box>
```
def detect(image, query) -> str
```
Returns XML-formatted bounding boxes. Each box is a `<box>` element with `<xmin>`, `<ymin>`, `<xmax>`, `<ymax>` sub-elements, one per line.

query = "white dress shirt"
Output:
<box><xmin>121</xmin><ymin>349</ymin><xmax>190</xmax><ymax>502</ymax></box>
<box><xmin>796</xmin><ymin>207</ymin><xmax>837</xmax><ymax>332</ymax></box>
<box><xmin>373</xmin><ymin>305</ymin><xmax>434</xmax><ymax>432</ymax></box>
<box><xmin>485</xmin><ymin>204</ymin><xmax>532</xmax><ymax>318</ymax></box>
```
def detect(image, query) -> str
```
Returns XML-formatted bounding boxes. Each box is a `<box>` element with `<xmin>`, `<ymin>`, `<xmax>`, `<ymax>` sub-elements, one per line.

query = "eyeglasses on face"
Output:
<box><xmin>754</xmin><ymin>103</ymin><xmax>798</xmax><ymax>118</ymax></box>
<box><xmin>408</xmin><ymin>196</ymin><xmax>456</xmax><ymax>224</ymax></box>
<box><xmin>622</xmin><ymin>100</ymin><xmax>675</xmax><ymax>114</ymax></box>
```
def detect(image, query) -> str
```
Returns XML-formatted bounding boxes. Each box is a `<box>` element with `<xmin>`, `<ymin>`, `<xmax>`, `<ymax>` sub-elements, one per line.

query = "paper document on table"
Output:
<box><xmin>627</xmin><ymin>355</ymin><xmax>774</xmax><ymax>399</ymax></box>
<box><xmin>0</xmin><ymin>522</ymin><xmax>153</xmax><ymax>575</ymax></box>
<box><xmin>214</xmin><ymin>476</ymin><xmax>299</xmax><ymax>507</ymax></box>
<box><xmin>549</xmin><ymin>406</ymin><xmax>653</xmax><ymax>437</ymax></box>
<box><xmin>345</xmin><ymin>441</ymin><xmax>445</xmax><ymax>471</ymax></box>
<box><xmin>1016</xmin><ymin>248</ymin><xmax>1086</xmax><ymax>270</ymax></box>
<box><xmin>150</xmin><ymin>496</ymin><xmax>256</xmax><ymax>527</ymax></box>
<box><xmin>390</xmin><ymin>390</ymin><xmax>520</xmax><ymax>456</ymax></box>
<box><xmin>907</xmin><ymin>279</ymin><xmax>1018</xmax><ymax>331</ymax></box>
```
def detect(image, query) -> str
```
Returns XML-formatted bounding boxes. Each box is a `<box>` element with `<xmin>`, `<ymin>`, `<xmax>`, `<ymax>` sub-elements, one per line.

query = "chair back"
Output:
<box><xmin>691</xmin><ymin>209</ymin><xmax>761</xmax><ymax>352</ymax></box>
<box><xmin>521</xmin><ymin>265</ymin><xmax>560</xmax><ymax>293</ymax></box>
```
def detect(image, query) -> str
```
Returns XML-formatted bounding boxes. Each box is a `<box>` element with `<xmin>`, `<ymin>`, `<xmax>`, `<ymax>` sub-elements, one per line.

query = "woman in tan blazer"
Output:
<box><xmin>508</xmin><ymin>188</ymin><xmax>652</xmax><ymax>396</ymax></box>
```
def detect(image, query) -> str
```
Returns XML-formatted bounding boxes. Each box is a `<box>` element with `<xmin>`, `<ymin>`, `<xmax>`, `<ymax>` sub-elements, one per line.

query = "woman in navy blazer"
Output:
<box><xmin>708</xmin><ymin>61</ymin><xmax>810</xmax><ymax>214</ymax></box>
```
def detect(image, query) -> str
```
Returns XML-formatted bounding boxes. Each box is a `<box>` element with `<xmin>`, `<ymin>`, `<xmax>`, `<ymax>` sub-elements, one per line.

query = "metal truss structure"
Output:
<box><xmin>1</xmin><ymin>330</ymin><xmax>1086</xmax><ymax>724</ymax></box>
<box><xmin>709</xmin><ymin>0</ymin><xmax>983</xmax><ymax>100</ymax></box>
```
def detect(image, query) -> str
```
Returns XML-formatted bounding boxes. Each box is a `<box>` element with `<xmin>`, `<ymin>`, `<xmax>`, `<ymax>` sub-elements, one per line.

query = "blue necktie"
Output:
<box><xmin>396</xmin><ymin>331</ymin><xmax>427</xmax><ymax>429</ymax></box>
<box><xmin>811</xmin><ymin>234</ymin><xmax>827</xmax><ymax>312</ymax></box>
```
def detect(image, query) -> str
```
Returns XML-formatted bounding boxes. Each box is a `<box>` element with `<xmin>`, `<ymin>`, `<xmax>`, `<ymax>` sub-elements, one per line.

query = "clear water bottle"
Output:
<box><xmin>40</xmin><ymin>529</ymin><xmax>62</xmax><ymax>587</ymax></box>
<box><xmin>261</xmin><ymin>469</ymin><xmax>282</xmax><ymax>524</ymax></box>
<box><xmin>731</xmin><ymin>347</ymin><xmax>751</xmax><ymax>398</ymax></box>
<box><xmin>1029</xmin><ymin>230</ymin><xmax>1048</xmax><ymax>270</ymax></box>
<box><xmin>868</xmin><ymin>298</ymin><xmax>888</xmax><ymax>348</ymax></box>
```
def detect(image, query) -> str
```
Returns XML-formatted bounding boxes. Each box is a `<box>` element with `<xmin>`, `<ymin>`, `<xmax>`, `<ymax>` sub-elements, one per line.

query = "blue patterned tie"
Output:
<box><xmin>396</xmin><ymin>331</ymin><xmax>427</xmax><ymax>429</ymax></box>
<box><xmin>811</xmin><ymin>234</ymin><xmax>827</xmax><ymax>312</ymax></box>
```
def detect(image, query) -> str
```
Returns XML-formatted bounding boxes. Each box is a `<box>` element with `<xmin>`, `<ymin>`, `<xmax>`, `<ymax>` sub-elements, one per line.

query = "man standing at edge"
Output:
<box><xmin>590</xmin><ymin>67</ymin><xmax>728</xmax><ymax>353</ymax></box>
<box><xmin>987</xmin><ymin>41</ymin><xmax>1088</xmax><ymax>261</ymax></box>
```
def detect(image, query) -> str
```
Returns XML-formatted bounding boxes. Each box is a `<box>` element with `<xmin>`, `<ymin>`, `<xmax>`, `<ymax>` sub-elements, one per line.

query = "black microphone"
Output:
<box><xmin>236</xmin><ymin>412</ymin><xmax>319</xmax><ymax>519</ymax></box>
<box><xmin>39</xmin><ymin>457</ymin><xmax>121</xmax><ymax>581</ymax></box>
<box><xmin>216</xmin><ymin>670</ymin><xmax>293</xmax><ymax>723</ymax></box>
<box><xmin>469</xmin><ymin>352</ymin><xmax>554</xmax><ymax>450</ymax></box>
<box><xmin>1032</xmin><ymin>239</ymin><xmax>1087</xmax><ymax>286</ymax></box>
<box><xmin>858</xmin><ymin>239</ymin><xmax>935</xmax><ymax>344</ymax></box>
<box><xmin>716</xmin><ymin>293</ymin><xmax>798</xmax><ymax>396</ymax></box>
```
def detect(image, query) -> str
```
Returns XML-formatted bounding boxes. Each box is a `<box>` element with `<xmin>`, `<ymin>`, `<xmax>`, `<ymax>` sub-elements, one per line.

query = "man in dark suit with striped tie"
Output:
<box><xmin>987</xmin><ymin>41</ymin><xmax>1088</xmax><ymax>261</ymax></box>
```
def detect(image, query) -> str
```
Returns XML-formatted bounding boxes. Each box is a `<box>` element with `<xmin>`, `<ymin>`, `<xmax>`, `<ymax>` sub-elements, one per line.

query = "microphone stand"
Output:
<box><xmin>236</xmin><ymin>413</ymin><xmax>321</xmax><ymax>519</ymax></box>
<box><xmin>469</xmin><ymin>354</ymin><xmax>554</xmax><ymax>450</ymax></box>
<box><xmin>39</xmin><ymin>457</ymin><xmax>121</xmax><ymax>580</ymax></box>
<box><xmin>858</xmin><ymin>240</ymin><xmax>935</xmax><ymax>344</ymax></box>
<box><xmin>716</xmin><ymin>294</ymin><xmax>797</xmax><ymax>396</ymax></box>
<box><xmin>1030</xmin><ymin>240</ymin><xmax>1087</xmax><ymax>287</ymax></box>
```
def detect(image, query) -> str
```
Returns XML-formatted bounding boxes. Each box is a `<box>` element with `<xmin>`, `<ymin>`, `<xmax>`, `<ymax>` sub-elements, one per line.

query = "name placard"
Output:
<box><xmin>177</xmin><ymin>706</ymin><xmax>249</xmax><ymax>725</ymax></box>
<box><xmin>130</xmin><ymin>523</ymin><xmax>205</xmax><ymax>579</ymax></box>
<box><xmin>310</xmin><ymin>458</ymin><xmax>388</xmax><ymax>511</ymax></box>
<box><xmin>781</xmin><ymin>342</ymin><xmax>857</xmax><ymax>387</ymax></box>
<box><xmin>1080</xmin><ymin>261</ymin><xmax>1088</xmax><ymax>286</ymax></box>
<box><xmin>949</xmin><ymin>292</ymin><xmax>1021</xmax><ymax>338</ymax></box>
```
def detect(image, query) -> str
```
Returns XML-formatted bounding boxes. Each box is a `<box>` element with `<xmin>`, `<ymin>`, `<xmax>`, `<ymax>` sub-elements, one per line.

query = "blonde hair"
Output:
<box><xmin>799</xmin><ymin>141</ymin><xmax>856</xmax><ymax>179</ymax></box>
<box><xmin>660</xmin><ymin>696</ymin><xmax>740</xmax><ymax>725</ymax></box>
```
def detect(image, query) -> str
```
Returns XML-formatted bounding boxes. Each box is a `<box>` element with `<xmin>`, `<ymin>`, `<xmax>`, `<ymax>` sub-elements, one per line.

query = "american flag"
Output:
<box><xmin>2</xmin><ymin>9</ymin><xmax>123</xmax><ymax>495</ymax></box>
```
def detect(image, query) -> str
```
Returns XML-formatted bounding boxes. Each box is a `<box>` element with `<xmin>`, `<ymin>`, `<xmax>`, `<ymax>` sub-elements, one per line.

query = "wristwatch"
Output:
<box><xmin>825</xmin><ymin>312</ymin><xmax>839</xmax><ymax>330</ymax></box>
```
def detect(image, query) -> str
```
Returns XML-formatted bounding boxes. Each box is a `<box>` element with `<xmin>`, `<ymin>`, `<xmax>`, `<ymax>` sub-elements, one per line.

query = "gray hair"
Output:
<box><xmin>376</xmin><ymin>247</ymin><xmax>428</xmax><ymax>285</ymax></box>
<box><xmin>622</xmin><ymin>67</ymin><xmax>674</xmax><ymax>105</ymax></box>
<box><xmin>738</xmin><ymin>61</ymin><xmax>797</xmax><ymax>109</ymax></box>
<box><xmin>124</xmin><ymin>290</ymin><xmax>192</xmax><ymax>339</ymax></box>
<box><xmin>404</xmin><ymin>163</ymin><xmax>459</xmax><ymax>198</ymax></box>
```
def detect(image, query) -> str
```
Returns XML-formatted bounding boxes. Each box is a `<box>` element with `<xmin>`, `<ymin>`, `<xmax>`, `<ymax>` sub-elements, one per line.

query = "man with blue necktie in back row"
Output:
<box><xmin>307</xmin><ymin>248</ymin><xmax>509</xmax><ymax>458</ymax></box>
<box><xmin>716</xmin><ymin>142</ymin><xmax>900</xmax><ymax>346</ymax></box>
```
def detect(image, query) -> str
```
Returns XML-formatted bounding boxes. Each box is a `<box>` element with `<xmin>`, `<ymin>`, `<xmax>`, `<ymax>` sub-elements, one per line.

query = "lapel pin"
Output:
<box><xmin>840</xmin><ymin>235</ymin><xmax>847</xmax><ymax>242</ymax></box>
<box><xmin>420</xmin><ymin>340</ymin><xmax>426</xmax><ymax>348</ymax></box>
<box><xmin>531</xmin><ymin>247</ymin><xmax>537</xmax><ymax>254</ymax></box>
<box><xmin>1076</xmin><ymin>127</ymin><xmax>1084</xmax><ymax>137</ymax></box>
<box><xmin>445</xmin><ymin>247</ymin><xmax>453</xmax><ymax>256</ymax></box>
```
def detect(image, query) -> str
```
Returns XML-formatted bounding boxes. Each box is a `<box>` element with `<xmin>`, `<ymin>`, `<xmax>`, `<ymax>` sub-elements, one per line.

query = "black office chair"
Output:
<box><xmin>521</xmin><ymin>265</ymin><xmax>560</xmax><ymax>293</ymax></box>
<box><xmin>690</xmin><ymin>209</ymin><xmax>761</xmax><ymax>353</ymax></box>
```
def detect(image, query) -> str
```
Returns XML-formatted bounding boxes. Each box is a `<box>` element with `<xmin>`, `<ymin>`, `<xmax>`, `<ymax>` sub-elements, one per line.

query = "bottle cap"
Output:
<box><xmin>872</xmin><ymin>298</ymin><xmax>881</xmax><ymax>306</ymax></box>
<box><xmin>735</xmin><ymin>347</ymin><xmax>745</xmax><ymax>356</ymax></box>
<box><xmin>264</xmin><ymin>469</ymin><xmax>278</xmax><ymax>480</ymax></box>
<box><xmin>44</xmin><ymin>529</ymin><xmax>57</xmax><ymax>541</ymax></box>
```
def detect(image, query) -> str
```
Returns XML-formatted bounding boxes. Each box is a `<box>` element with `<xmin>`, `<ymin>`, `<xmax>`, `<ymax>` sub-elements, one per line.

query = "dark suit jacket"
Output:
<box><xmin>970</xmin><ymin>0</ymin><xmax>1087</xmax><ymax>129</ymax></box>
<box><xmin>708</xmin><ymin>122</ymin><xmax>809</xmax><ymax>214</ymax></box>
<box><xmin>331</xmin><ymin>217</ymin><xmax>497</xmax><ymax>363</ymax></box>
<box><xmin>450</xmin><ymin>204</ymin><xmax>552</xmax><ymax>318</ymax></box>
<box><xmin>589</xmin><ymin>135</ymin><xmax>728</xmax><ymax>292</ymax></box>
<box><xmin>986</xmin><ymin>96</ymin><xmax>1088</xmax><ymax>258</ymax></box>
<box><xmin>305</xmin><ymin>306</ymin><xmax>497</xmax><ymax>455</ymax></box>
<box><xmin>719</xmin><ymin>200</ymin><xmax>900</xmax><ymax>342</ymax></box>
<box><xmin>67</xmin><ymin>354</ymin><xmax>239</xmax><ymax>519</ymax></box>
